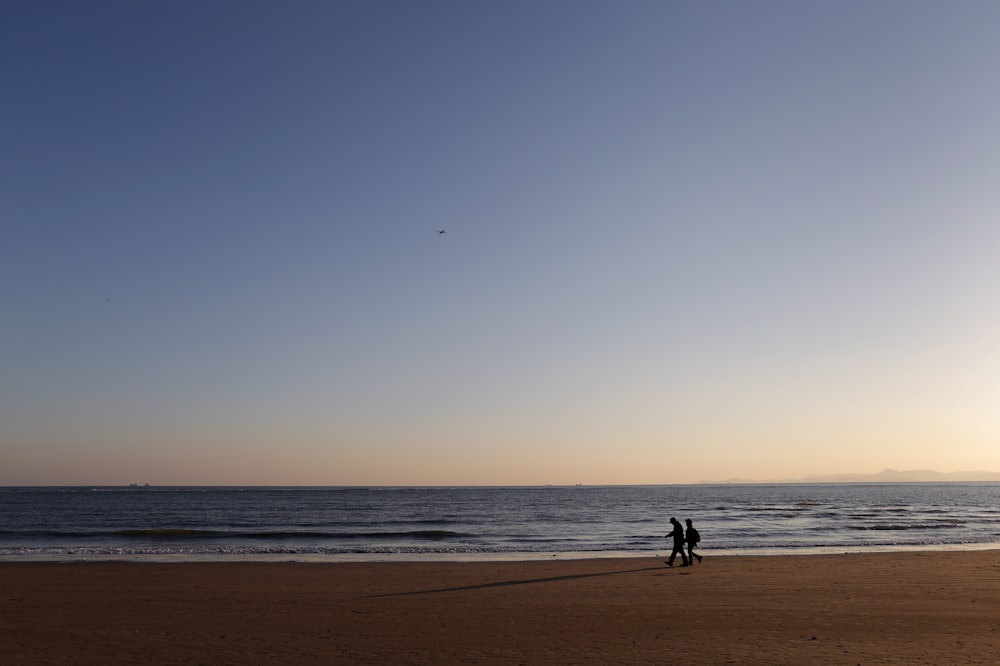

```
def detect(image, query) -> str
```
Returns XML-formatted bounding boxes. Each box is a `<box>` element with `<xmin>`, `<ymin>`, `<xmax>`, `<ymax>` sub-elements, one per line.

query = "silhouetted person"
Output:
<box><xmin>665</xmin><ymin>517</ymin><xmax>689</xmax><ymax>567</ymax></box>
<box><xmin>685</xmin><ymin>518</ymin><xmax>702</xmax><ymax>564</ymax></box>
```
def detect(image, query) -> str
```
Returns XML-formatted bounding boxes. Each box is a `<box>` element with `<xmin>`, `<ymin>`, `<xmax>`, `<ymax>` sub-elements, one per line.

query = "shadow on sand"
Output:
<box><xmin>367</xmin><ymin>566</ymin><xmax>664</xmax><ymax>598</ymax></box>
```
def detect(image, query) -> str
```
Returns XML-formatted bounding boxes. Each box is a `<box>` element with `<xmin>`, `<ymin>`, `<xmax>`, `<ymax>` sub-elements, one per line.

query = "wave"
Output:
<box><xmin>0</xmin><ymin>528</ymin><xmax>472</xmax><ymax>541</ymax></box>
<box><xmin>118</xmin><ymin>528</ymin><xmax>218</xmax><ymax>537</ymax></box>
<box><xmin>852</xmin><ymin>522</ymin><xmax>961</xmax><ymax>531</ymax></box>
<box><xmin>3</xmin><ymin>533</ymin><xmax>1000</xmax><ymax>558</ymax></box>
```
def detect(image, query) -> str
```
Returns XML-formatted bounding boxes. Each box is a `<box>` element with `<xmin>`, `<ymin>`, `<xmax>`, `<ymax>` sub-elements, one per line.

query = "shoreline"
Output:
<box><xmin>4</xmin><ymin>552</ymin><xmax>1000</xmax><ymax>664</ymax></box>
<box><xmin>4</xmin><ymin>541</ymin><xmax>1000</xmax><ymax>564</ymax></box>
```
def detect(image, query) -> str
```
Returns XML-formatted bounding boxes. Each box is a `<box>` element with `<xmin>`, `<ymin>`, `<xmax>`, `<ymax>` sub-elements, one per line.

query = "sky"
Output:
<box><xmin>3</xmin><ymin>0</ymin><xmax>999</xmax><ymax>486</ymax></box>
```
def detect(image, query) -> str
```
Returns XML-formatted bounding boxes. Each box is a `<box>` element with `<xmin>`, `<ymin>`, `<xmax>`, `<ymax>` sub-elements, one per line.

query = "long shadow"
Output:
<box><xmin>368</xmin><ymin>566</ymin><xmax>664</xmax><ymax>598</ymax></box>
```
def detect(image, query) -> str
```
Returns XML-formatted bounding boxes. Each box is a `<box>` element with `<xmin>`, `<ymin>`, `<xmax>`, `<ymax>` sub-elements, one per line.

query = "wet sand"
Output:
<box><xmin>2</xmin><ymin>552</ymin><xmax>999</xmax><ymax>664</ymax></box>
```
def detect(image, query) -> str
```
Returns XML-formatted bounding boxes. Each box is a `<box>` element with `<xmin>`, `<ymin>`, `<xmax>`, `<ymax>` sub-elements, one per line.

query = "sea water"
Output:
<box><xmin>1</xmin><ymin>483</ymin><xmax>999</xmax><ymax>561</ymax></box>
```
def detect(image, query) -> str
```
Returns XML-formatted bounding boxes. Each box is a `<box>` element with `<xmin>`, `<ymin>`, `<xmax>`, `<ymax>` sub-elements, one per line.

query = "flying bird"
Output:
<box><xmin>437</xmin><ymin>229</ymin><xmax>446</xmax><ymax>234</ymax></box>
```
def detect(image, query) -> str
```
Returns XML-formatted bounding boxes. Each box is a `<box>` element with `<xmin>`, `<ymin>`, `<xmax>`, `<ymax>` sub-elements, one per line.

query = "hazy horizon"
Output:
<box><xmin>4</xmin><ymin>1</ymin><xmax>999</xmax><ymax>486</ymax></box>
<box><xmin>5</xmin><ymin>466</ymin><xmax>1000</xmax><ymax>488</ymax></box>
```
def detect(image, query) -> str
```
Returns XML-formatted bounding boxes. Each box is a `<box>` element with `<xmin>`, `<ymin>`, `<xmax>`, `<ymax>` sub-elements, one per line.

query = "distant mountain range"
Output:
<box><xmin>707</xmin><ymin>468</ymin><xmax>1000</xmax><ymax>484</ymax></box>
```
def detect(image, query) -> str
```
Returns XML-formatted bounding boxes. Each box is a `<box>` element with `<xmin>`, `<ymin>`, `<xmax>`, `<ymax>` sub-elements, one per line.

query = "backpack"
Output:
<box><xmin>691</xmin><ymin>528</ymin><xmax>700</xmax><ymax>544</ymax></box>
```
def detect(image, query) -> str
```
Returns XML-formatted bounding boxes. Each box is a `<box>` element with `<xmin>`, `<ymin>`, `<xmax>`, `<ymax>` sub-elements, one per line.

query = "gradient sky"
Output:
<box><xmin>3</xmin><ymin>0</ymin><xmax>999</xmax><ymax>486</ymax></box>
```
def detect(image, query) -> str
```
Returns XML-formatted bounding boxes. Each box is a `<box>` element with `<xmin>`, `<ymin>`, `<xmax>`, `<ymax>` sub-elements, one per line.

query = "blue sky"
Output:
<box><xmin>3</xmin><ymin>0</ymin><xmax>999</xmax><ymax>485</ymax></box>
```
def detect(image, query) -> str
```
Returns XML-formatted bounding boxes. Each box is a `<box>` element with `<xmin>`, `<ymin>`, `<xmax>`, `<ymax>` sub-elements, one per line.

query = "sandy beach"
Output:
<box><xmin>2</xmin><ymin>552</ymin><xmax>999</xmax><ymax>664</ymax></box>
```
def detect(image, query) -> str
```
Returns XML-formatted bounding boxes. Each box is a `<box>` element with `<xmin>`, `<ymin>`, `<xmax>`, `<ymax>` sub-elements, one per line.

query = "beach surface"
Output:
<box><xmin>2</xmin><ymin>552</ymin><xmax>999</xmax><ymax>664</ymax></box>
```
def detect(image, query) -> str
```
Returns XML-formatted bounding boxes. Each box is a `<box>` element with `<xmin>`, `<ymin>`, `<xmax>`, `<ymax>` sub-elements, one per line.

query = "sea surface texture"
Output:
<box><xmin>2</xmin><ymin>484</ymin><xmax>998</xmax><ymax>561</ymax></box>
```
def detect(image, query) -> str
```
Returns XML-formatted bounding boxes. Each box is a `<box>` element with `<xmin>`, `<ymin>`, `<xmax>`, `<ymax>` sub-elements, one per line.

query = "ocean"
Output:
<box><xmin>2</xmin><ymin>483</ymin><xmax>999</xmax><ymax>561</ymax></box>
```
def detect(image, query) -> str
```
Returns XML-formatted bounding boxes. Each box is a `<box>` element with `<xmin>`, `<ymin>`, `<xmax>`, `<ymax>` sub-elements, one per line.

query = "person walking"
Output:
<box><xmin>665</xmin><ymin>517</ymin><xmax>689</xmax><ymax>567</ymax></box>
<box><xmin>685</xmin><ymin>518</ymin><xmax>703</xmax><ymax>563</ymax></box>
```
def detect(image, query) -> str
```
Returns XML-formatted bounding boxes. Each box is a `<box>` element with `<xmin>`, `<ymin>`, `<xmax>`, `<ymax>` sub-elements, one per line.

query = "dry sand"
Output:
<box><xmin>2</xmin><ymin>552</ymin><xmax>999</xmax><ymax>664</ymax></box>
